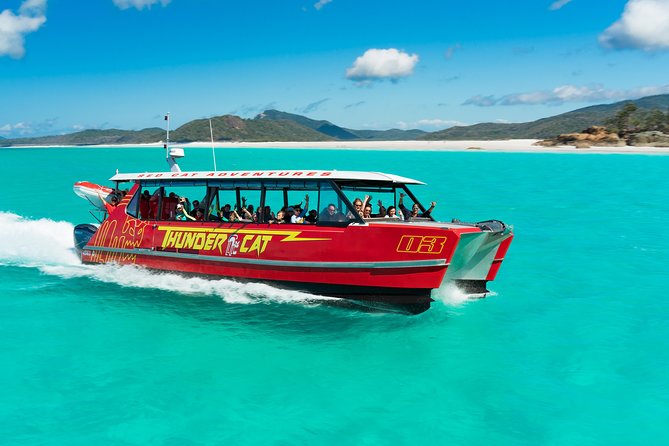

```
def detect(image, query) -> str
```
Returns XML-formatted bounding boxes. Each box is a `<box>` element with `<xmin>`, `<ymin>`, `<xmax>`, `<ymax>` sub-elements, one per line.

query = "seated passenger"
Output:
<box><xmin>189</xmin><ymin>200</ymin><xmax>204</xmax><ymax>218</ymax></box>
<box><xmin>221</xmin><ymin>204</ymin><xmax>232</xmax><ymax>220</ymax></box>
<box><xmin>275</xmin><ymin>210</ymin><xmax>286</xmax><ymax>224</ymax></box>
<box><xmin>284</xmin><ymin>207</ymin><xmax>295</xmax><ymax>223</ymax></box>
<box><xmin>290</xmin><ymin>194</ymin><xmax>310</xmax><ymax>223</ymax></box>
<box><xmin>347</xmin><ymin>195</ymin><xmax>369</xmax><ymax>219</ymax></box>
<box><xmin>320</xmin><ymin>204</ymin><xmax>347</xmax><ymax>222</ymax></box>
<box><xmin>362</xmin><ymin>204</ymin><xmax>373</xmax><ymax>219</ymax></box>
<box><xmin>238</xmin><ymin>207</ymin><xmax>253</xmax><ymax>221</ymax></box>
<box><xmin>399</xmin><ymin>193</ymin><xmax>436</xmax><ymax>219</ymax></box>
<box><xmin>98</xmin><ymin>192</ymin><xmax>117</xmax><ymax>215</ymax></box>
<box><xmin>175</xmin><ymin>204</ymin><xmax>195</xmax><ymax>221</ymax></box>
<box><xmin>385</xmin><ymin>206</ymin><xmax>402</xmax><ymax>219</ymax></box>
<box><xmin>305</xmin><ymin>209</ymin><xmax>318</xmax><ymax>224</ymax></box>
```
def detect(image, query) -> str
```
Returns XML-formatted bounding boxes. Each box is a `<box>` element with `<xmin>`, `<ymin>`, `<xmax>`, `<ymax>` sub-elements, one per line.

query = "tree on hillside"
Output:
<box><xmin>606</xmin><ymin>102</ymin><xmax>638</xmax><ymax>135</ymax></box>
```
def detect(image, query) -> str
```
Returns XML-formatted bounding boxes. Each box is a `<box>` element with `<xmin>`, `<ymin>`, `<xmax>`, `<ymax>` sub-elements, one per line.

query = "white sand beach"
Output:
<box><xmin>7</xmin><ymin>139</ymin><xmax>669</xmax><ymax>154</ymax></box>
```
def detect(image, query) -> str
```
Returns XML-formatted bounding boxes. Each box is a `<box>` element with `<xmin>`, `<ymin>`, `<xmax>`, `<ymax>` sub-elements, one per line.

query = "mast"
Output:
<box><xmin>164</xmin><ymin>112</ymin><xmax>183</xmax><ymax>172</ymax></box>
<box><xmin>209</xmin><ymin>118</ymin><xmax>218</xmax><ymax>172</ymax></box>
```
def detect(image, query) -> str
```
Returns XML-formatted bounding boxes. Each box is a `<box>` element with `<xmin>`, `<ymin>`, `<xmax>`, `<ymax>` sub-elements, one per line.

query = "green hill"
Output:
<box><xmin>256</xmin><ymin>110</ymin><xmax>360</xmax><ymax>140</ymax></box>
<box><xmin>172</xmin><ymin>114</ymin><xmax>333</xmax><ymax>142</ymax></box>
<box><xmin>423</xmin><ymin>94</ymin><xmax>669</xmax><ymax>140</ymax></box>
<box><xmin>256</xmin><ymin>109</ymin><xmax>426</xmax><ymax>140</ymax></box>
<box><xmin>0</xmin><ymin>128</ymin><xmax>164</xmax><ymax>147</ymax></box>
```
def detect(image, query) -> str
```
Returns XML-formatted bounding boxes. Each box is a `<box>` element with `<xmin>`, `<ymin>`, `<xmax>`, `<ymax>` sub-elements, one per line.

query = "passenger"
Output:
<box><xmin>305</xmin><ymin>209</ymin><xmax>318</xmax><ymax>224</ymax></box>
<box><xmin>350</xmin><ymin>195</ymin><xmax>370</xmax><ymax>218</ymax></box>
<box><xmin>178</xmin><ymin>196</ymin><xmax>191</xmax><ymax>212</ymax></box>
<box><xmin>175</xmin><ymin>203</ymin><xmax>195</xmax><ymax>221</ymax></box>
<box><xmin>139</xmin><ymin>190</ymin><xmax>151</xmax><ymax>220</ymax></box>
<box><xmin>189</xmin><ymin>200</ymin><xmax>203</xmax><ymax>218</ymax></box>
<box><xmin>320</xmin><ymin>203</ymin><xmax>346</xmax><ymax>222</ymax></box>
<box><xmin>362</xmin><ymin>204</ymin><xmax>373</xmax><ymax>219</ymax></box>
<box><xmin>195</xmin><ymin>209</ymin><xmax>205</xmax><ymax>221</ymax></box>
<box><xmin>98</xmin><ymin>192</ymin><xmax>117</xmax><ymax>215</ymax></box>
<box><xmin>284</xmin><ymin>207</ymin><xmax>295</xmax><ymax>223</ymax></box>
<box><xmin>385</xmin><ymin>206</ymin><xmax>402</xmax><ymax>219</ymax></box>
<box><xmin>275</xmin><ymin>210</ymin><xmax>286</xmax><ymax>224</ymax></box>
<box><xmin>290</xmin><ymin>194</ymin><xmax>310</xmax><ymax>223</ymax></box>
<box><xmin>239</xmin><ymin>207</ymin><xmax>254</xmax><ymax>221</ymax></box>
<box><xmin>221</xmin><ymin>204</ymin><xmax>232</xmax><ymax>220</ymax></box>
<box><xmin>399</xmin><ymin>193</ymin><xmax>436</xmax><ymax>219</ymax></box>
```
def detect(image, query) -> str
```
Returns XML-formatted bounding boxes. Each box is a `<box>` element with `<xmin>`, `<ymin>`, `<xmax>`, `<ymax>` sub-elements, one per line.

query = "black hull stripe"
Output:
<box><xmin>84</xmin><ymin>246</ymin><xmax>448</xmax><ymax>269</ymax></box>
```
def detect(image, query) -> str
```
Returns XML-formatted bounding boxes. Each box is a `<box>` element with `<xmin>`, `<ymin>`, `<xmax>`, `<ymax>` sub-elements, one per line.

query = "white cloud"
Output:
<box><xmin>112</xmin><ymin>0</ymin><xmax>170</xmax><ymax>11</ymax></box>
<box><xmin>463</xmin><ymin>83</ymin><xmax>669</xmax><ymax>106</ymax></box>
<box><xmin>599</xmin><ymin>0</ymin><xmax>669</xmax><ymax>51</ymax></box>
<box><xmin>346</xmin><ymin>48</ymin><xmax>419</xmax><ymax>83</ymax></box>
<box><xmin>549</xmin><ymin>0</ymin><xmax>572</xmax><ymax>11</ymax></box>
<box><xmin>0</xmin><ymin>121</ymin><xmax>31</xmax><ymax>136</ymax></box>
<box><xmin>314</xmin><ymin>0</ymin><xmax>332</xmax><ymax>10</ymax></box>
<box><xmin>0</xmin><ymin>117</ymin><xmax>60</xmax><ymax>138</ymax></box>
<box><xmin>0</xmin><ymin>0</ymin><xmax>47</xmax><ymax>59</ymax></box>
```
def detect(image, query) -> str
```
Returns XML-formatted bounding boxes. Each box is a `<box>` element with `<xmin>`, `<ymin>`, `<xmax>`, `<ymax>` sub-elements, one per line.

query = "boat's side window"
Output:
<box><xmin>286</xmin><ymin>187</ymin><xmax>318</xmax><ymax>224</ymax></box>
<box><xmin>235</xmin><ymin>189</ymin><xmax>260</xmax><ymax>223</ymax></box>
<box><xmin>317</xmin><ymin>183</ymin><xmax>357</xmax><ymax>226</ymax></box>
<box><xmin>262</xmin><ymin>188</ymin><xmax>285</xmax><ymax>223</ymax></box>
<box><xmin>153</xmin><ymin>184</ymin><xmax>209</xmax><ymax>221</ymax></box>
<box><xmin>126</xmin><ymin>187</ymin><xmax>140</xmax><ymax>218</ymax></box>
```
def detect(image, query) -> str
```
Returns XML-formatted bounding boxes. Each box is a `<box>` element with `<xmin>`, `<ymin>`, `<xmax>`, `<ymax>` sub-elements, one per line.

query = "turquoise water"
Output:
<box><xmin>1</xmin><ymin>146</ymin><xmax>668</xmax><ymax>445</ymax></box>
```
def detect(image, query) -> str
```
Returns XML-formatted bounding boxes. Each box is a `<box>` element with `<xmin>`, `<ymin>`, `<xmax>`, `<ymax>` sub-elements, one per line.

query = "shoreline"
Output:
<box><xmin>4</xmin><ymin>139</ymin><xmax>669</xmax><ymax>155</ymax></box>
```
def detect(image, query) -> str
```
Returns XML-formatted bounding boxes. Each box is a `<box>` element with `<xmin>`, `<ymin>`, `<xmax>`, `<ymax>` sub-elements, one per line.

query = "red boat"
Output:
<box><xmin>74</xmin><ymin>166</ymin><xmax>512</xmax><ymax>313</ymax></box>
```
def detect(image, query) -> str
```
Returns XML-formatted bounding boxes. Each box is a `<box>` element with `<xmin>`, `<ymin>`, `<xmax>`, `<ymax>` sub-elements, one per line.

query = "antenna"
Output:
<box><xmin>163</xmin><ymin>112</ymin><xmax>183</xmax><ymax>173</ymax></box>
<box><xmin>164</xmin><ymin>112</ymin><xmax>170</xmax><ymax>160</ymax></box>
<box><xmin>209</xmin><ymin>118</ymin><xmax>218</xmax><ymax>172</ymax></box>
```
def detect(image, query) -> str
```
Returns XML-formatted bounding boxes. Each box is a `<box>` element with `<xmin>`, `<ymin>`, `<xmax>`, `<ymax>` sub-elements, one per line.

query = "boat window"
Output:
<box><xmin>317</xmin><ymin>182</ymin><xmax>359</xmax><ymax>226</ymax></box>
<box><xmin>155</xmin><ymin>184</ymin><xmax>209</xmax><ymax>221</ymax></box>
<box><xmin>398</xmin><ymin>184</ymin><xmax>434</xmax><ymax>221</ymax></box>
<box><xmin>126</xmin><ymin>187</ymin><xmax>140</xmax><ymax>218</ymax></box>
<box><xmin>337</xmin><ymin>184</ymin><xmax>398</xmax><ymax>219</ymax></box>
<box><xmin>262</xmin><ymin>188</ymin><xmax>286</xmax><ymax>223</ymax></box>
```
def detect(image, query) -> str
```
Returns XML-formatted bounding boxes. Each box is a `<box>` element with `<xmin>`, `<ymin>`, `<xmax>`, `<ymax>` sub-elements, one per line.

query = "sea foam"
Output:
<box><xmin>0</xmin><ymin>212</ymin><xmax>333</xmax><ymax>307</ymax></box>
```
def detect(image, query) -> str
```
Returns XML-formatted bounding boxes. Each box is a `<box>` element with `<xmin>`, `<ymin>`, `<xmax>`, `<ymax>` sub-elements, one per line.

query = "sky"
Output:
<box><xmin>1</xmin><ymin>0</ymin><xmax>669</xmax><ymax>137</ymax></box>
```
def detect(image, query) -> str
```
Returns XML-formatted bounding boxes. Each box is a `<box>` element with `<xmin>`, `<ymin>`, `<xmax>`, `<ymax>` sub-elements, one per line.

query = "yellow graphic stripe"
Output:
<box><xmin>155</xmin><ymin>226</ymin><xmax>331</xmax><ymax>242</ymax></box>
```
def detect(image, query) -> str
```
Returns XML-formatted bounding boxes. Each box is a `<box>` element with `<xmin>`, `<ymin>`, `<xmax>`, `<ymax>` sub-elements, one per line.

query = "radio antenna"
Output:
<box><xmin>163</xmin><ymin>112</ymin><xmax>183</xmax><ymax>172</ymax></box>
<box><xmin>164</xmin><ymin>112</ymin><xmax>170</xmax><ymax>160</ymax></box>
<box><xmin>209</xmin><ymin>118</ymin><xmax>218</xmax><ymax>172</ymax></box>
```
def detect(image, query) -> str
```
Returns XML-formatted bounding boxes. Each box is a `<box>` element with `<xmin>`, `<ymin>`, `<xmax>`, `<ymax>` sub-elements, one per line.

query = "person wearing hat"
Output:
<box><xmin>176</xmin><ymin>203</ymin><xmax>195</xmax><ymax>221</ymax></box>
<box><xmin>290</xmin><ymin>194</ymin><xmax>310</xmax><ymax>223</ymax></box>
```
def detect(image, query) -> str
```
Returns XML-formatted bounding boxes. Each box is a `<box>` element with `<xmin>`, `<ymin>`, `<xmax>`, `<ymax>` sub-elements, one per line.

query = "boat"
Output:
<box><xmin>72</xmin><ymin>119</ymin><xmax>512</xmax><ymax>313</ymax></box>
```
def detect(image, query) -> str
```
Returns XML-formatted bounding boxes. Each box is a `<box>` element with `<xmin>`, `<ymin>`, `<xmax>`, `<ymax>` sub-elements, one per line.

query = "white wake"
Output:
<box><xmin>0</xmin><ymin>212</ymin><xmax>333</xmax><ymax>306</ymax></box>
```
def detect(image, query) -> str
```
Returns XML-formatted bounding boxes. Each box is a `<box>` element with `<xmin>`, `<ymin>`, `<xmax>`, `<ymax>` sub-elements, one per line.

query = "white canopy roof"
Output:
<box><xmin>110</xmin><ymin>170</ymin><xmax>425</xmax><ymax>185</ymax></box>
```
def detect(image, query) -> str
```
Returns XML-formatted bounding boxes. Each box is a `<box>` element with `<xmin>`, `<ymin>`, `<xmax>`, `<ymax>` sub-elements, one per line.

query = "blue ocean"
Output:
<box><xmin>1</xmin><ymin>146</ymin><xmax>667</xmax><ymax>445</ymax></box>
